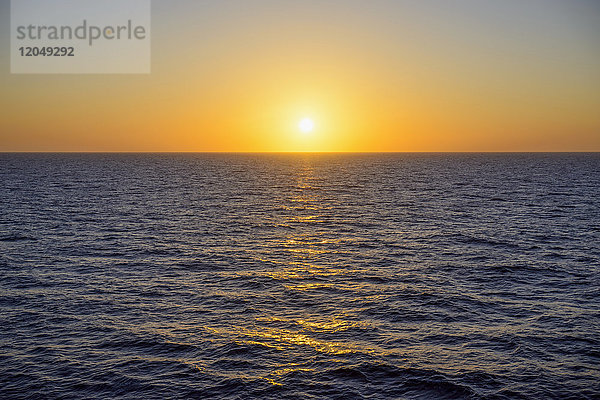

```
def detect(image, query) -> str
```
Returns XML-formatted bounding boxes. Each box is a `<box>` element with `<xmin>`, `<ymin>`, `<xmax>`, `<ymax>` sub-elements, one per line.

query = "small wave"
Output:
<box><xmin>97</xmin><ymin>335</ymin><xmax>196</xmax><ymax>356</ymax></box>
<box><xmin>454</xmin><ymin>233</ymin><xmax>520</xmax><ymax>249</ymax></box>
<box><xmin>0</xmin><ymin>234</ymin><xmax>35</xmax><ymax>242</ymax></box>
<box><xmin>318</xmin><ymin>363</ymin><xmax>478</xmax><ymax>399</ymax></box>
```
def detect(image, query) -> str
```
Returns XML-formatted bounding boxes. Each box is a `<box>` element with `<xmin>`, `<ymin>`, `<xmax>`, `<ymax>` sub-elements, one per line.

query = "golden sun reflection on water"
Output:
<box><xmin>183</xmin><ymin>159</ymin><xmax>419</xmax><ymax>388</ymax></box>
<box><xmin>204</xmin><ymin>323</ymin><xmax>379</xmax><ymax>357</ymax></box>
<box><xmin>210</xmin><ymin>159</ymin><xmax>387</xmax><ymax>384</ymax></box>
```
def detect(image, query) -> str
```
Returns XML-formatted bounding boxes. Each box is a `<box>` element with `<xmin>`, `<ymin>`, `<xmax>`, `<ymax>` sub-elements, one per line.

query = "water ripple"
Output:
<box><xmin>1</xmin><ymin>153</ymin><xmax>599</xmax><ymax>399</ymax></box>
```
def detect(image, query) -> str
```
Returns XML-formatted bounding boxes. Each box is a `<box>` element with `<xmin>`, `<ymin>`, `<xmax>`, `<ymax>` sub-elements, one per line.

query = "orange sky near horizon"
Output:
<box><xmin>1</xmin><ymin>0</ymin><xmax>599</xmax><ymax>152</ymax></box>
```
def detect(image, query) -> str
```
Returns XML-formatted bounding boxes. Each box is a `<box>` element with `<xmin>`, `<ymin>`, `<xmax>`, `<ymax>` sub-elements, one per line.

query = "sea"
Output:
<box><xmin>1</xmin><ymin>153</ymin><xmax>599</xmax><ymax>399</ymax></box>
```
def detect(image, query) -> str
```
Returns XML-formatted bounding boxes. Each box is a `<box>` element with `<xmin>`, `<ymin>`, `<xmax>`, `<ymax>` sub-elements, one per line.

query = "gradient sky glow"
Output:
<box><xmin>1</xmin><ymin>0</ymin><xmax>599</xmax><ymax>152</ymax></box>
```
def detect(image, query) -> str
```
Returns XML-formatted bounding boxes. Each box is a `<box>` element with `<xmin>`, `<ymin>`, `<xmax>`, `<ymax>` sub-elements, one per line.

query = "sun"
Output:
<box><xmin>298</xmin><ymin>118</ymin><xmax>315</xmax><ymax>133</ymax></box>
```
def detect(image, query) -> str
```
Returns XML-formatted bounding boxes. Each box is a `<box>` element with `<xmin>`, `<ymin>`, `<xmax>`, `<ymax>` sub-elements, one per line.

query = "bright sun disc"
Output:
<box><xmin>299</xmin><ymin>118</ymin><xmax>314</xmax><ymax>133</ymax></box>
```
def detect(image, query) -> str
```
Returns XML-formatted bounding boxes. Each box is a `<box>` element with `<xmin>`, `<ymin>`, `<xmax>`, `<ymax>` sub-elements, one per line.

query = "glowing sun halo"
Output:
<box><xmin>299</xmin><ymin>118</ymin><xmax>314</xmax><ymax>133</ymax></box>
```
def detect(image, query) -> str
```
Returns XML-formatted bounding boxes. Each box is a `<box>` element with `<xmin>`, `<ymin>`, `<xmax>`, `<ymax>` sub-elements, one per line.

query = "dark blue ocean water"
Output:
<box><xmin>1</xmin><ymin>153</ymin><xmax>599</xmax><ymax>399</ymax></box>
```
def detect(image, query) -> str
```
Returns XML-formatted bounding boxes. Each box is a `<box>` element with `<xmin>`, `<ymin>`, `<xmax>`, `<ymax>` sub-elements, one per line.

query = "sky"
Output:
<box><xmin>1</xmin><ymin>0</ymin><xmax>599</xmax><ymax>152</ymax></box>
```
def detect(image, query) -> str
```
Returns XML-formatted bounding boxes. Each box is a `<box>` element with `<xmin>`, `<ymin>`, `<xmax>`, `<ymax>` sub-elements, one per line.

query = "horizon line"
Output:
<box><xmin>1</xmin><ymin>151</ymin><xmax>599</xmax><ymax>154</ymax></box>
